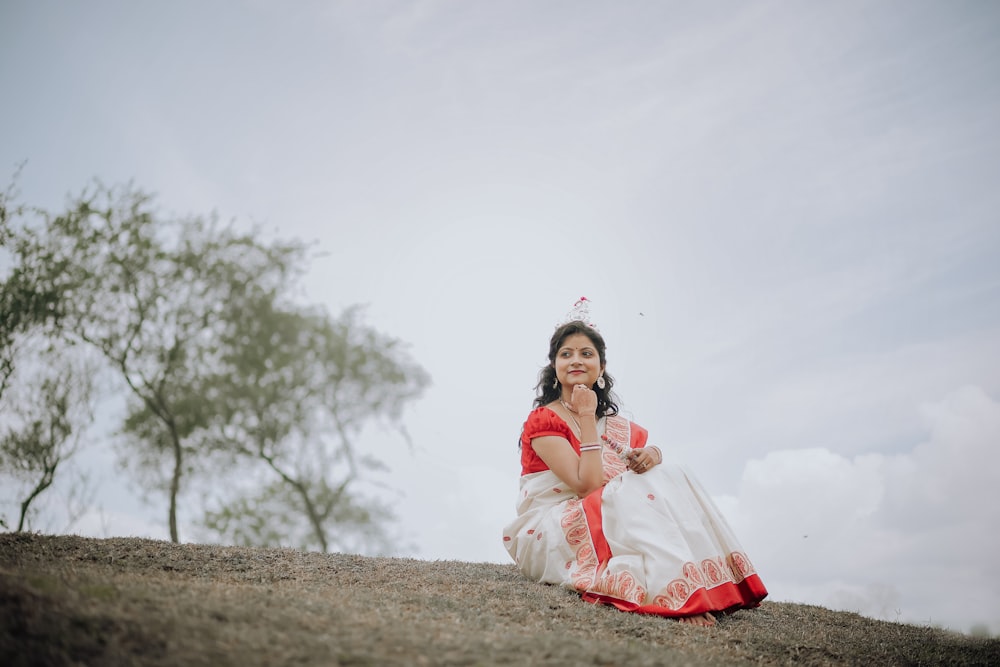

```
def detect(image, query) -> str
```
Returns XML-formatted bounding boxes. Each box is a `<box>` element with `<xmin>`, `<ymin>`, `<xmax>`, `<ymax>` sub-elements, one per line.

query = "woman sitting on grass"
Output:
<box><xmin>503</xmin><ymin>299</ymin><xmax>767</xmax><ymax>627</ymax></box>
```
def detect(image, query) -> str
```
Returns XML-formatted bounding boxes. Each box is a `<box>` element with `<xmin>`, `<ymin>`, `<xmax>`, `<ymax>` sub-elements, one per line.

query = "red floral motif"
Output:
<box><xmin>729</xmin><ymin>552</ymin><xmax>754</xmax><ymax>581</ymax></box>
<box><xmin>590</xmin><ymin>569</ymin><xmax>646</xmax><ymax>605</ymax></box>
<box><xmin>715</xmin><ymin>556</ymin><xmax>736</xmax><ymax>584</ymax></box>
<box><xmin>653</xmin><ymin>593</ymin><xmax>678</xmax><ymax>610</ymax></box>
<box><xmin>560</xmin><ymin>503</ymin><xmax>585</xmax><ymax>529</ymax></box>
<box><xmin>553</xmin><ymin>488</ymin><xmax>563</xmax><ymax>493</ymax></box>
<box><xmin>559</xmin><ymin>499</ymin><xmax>599</xmax><ymax>593</ymax></box>
<box><xmin>652</xmin><ymin>578</ymin><xmax>691</xmax><ymax>610</ymax></box>
<box><xmin>604</xmin><ymin>415</ymin><xmax>630</xmax><ymax>448</ymax></box>
<box><xmin>503</xmin><ymin>536</ymin><xmax>511</xmax><ymax>542</ymax></box>
<box><xmin>617</xmin><ymin>571</ymin><xmax>645</xmax><ymax>604</ymax></box>
<box><xmin>527</xmin><ymin>529</ymin><xmax>534</xmax><ymax>535</ymax></box>
<box><xmin>702</xmin><ymin>558</ymin><xmax>723</xmax><ymax>585</ymax></box>
<box><xmin>535</xmin><ymin>532</ymin><xmax>543</xmax><ymax>540</ymax></box>
<box><xmin>651</xmin><ymin>552</ymin><xmax>755</xmax><ymax>610</ymax></box>
<box><xmin>565</xmin><ymin>523</ymin><xmax>589</xmax><ymax>546</ymax></box>
<box><xmin>601</xmin><ymin>449</ymin><xmax>628</xmax><ymax>481</ymax></box>
<box><xmin>647</xmin><ymin>493</ymin><xmax>656</xmax><ymax>501</ymax></box>
<box><xmin>668</xmin><ymin>578</ymin><xmax>690</xmax><ymax>600</ymax></box>
<box><xmin>682</xmin><ymin>561</ymin><xmax>704</xmax><ymax>586</ymax></box>
<box><xmin>601</xmin><ymin>416</ymin><xmax>631</xmax><ymax>481</ymax></box>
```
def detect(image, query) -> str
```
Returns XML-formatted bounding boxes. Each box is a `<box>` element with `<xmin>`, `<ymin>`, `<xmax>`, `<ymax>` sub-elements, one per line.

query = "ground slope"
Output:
<box><xmin>1</xmin><ymin>534</ymin><xmax>997</xmax><ymax>666</ymax></box>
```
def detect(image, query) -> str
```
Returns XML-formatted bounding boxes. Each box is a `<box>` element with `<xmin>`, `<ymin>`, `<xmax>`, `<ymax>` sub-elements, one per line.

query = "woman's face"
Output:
<box><xmin>554</xmin><ymin>333</ymin><xmax>604</xmax><ymax>389</ymax></box>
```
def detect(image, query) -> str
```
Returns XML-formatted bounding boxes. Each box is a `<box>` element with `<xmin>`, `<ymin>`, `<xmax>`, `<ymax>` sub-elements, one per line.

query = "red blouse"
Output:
<box><xmin>519</xmin><ymin>406</ymin><xmax>648</xmax><ymax>475</ymax></box>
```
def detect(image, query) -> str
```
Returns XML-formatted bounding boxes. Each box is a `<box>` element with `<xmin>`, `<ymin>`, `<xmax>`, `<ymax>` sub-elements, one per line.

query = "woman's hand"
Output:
<box><xmin>627</xmin><ymin>446</ymin><xmax>660</xmax><ymax>474</ymax></box>
<box><xmin>569</xmin><ymin>383</ymin><xmax>598</xmax><ymax>416</ymax></box>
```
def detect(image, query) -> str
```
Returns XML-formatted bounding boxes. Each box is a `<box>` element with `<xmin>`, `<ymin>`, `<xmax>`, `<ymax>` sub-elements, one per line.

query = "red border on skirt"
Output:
<box><xmin>582</xmin><ymin>574</ymin><xmax>768</xmax><ymax>617</ymax></box>
<box><xmin>581</xmin><ymin>487</ymin><xmax>610</xmax><ymax>565</ymax></box>
<box><xmin>578</xmin><ymin>485</ymin><xmax>768</xmax><ymax>617</ymax></box>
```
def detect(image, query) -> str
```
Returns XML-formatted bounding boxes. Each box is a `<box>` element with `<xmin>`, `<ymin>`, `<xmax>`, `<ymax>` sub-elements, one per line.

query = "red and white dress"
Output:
<box><xmin>502</xmin><ymin>407</ymin><xmax>767</xmax><ymax>617</ymax></box>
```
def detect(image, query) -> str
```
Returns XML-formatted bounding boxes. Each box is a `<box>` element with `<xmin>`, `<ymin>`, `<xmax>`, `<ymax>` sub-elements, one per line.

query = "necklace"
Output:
<box><xmin>558</xmin><ymin>400</ymin><xmax>582</xmax><ymax>437</ymax></box>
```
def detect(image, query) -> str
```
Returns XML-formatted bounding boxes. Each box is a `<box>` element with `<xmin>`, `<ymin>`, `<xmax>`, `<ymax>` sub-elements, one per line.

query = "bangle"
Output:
<box><xmin>648</xmin><ymin>446</ymin><xmax>663</xmax><ymax>464</ymax></box>
<box><xmin>579</xmin><ymin>442</ymin><xmax>602</xmax><ymax>452</ymax></box>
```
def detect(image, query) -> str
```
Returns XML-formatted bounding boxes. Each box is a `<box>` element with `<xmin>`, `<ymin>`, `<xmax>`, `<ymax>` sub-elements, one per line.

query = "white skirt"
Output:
<box><xmin>503</xmin><ymin>462</ymin><xmax>767</xmax><ymax>615</ymax></box>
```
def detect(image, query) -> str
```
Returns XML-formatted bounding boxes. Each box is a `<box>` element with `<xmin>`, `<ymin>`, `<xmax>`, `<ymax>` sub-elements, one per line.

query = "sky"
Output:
<box><xmin>2</xmin><ymin>0</ymin><xmax>999</xmax><ymax>635</ymax></box>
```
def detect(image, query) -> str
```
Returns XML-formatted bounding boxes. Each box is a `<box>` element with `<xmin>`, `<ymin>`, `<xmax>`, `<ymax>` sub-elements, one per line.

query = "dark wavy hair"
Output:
<box><xmin>533</xmin><ymin>320</ymin><xmax>620</xmax><ymax>417</ymax></box>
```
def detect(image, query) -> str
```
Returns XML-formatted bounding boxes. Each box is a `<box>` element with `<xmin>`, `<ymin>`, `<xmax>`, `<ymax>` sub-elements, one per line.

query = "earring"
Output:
<box><xmin>552</xmin><ymin>377</ymin><xmax>559</xmax><ymax>389</ymax></box>
<box><xmin>596</xmin><ymin>375</ymin><xmax>606</xmax><ymax>390</ymax></box>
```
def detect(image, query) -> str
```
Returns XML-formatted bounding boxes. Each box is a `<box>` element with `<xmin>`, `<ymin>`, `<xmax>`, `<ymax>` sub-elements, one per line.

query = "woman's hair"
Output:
<box><xmin>533</xmin><ymin>320</ymin><xmax>620</xmax><ymax>417</ymax></box>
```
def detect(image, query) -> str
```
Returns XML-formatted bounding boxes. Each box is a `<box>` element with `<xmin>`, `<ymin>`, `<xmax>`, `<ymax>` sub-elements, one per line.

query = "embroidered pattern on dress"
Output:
<box><xmin>652</xmin><ymin>551</ymin><xmax>758</xmax><ymax>610</ymax></box>
<box><xmin>601</xmin><ymin>415</ymin><xmax>631</xmax><ymax>481</ymax></box>
<box><xmin>589</xmin><ymin>568</ymin><xmax>647</xmax><ymax>606</ymax></box>
<box><xmin>559</xmin><ymin>416</ymin><xmax>649</xmax><ymax>603</ymax></box>
<box><xmin>559</xmin><ymin>498</ymin><xmax>599</xmax><ymax>592</ymax></box>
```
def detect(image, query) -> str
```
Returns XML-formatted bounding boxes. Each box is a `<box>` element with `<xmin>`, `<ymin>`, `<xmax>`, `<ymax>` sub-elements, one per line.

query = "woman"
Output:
<box><xmin>502</xmin><ymin>306</ymin><xmax>767</xmax><ymax>626</ymax></box>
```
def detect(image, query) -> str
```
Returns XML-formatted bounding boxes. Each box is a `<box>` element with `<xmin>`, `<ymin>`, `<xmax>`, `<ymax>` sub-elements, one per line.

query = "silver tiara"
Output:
<box><xmin>556</xmin><ymin>296</ymin><xmax>600</xmax><ymax>331</ymax></box>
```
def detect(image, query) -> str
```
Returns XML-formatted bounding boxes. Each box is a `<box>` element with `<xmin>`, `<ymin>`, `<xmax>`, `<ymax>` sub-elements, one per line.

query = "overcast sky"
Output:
<box><xmin>2</xmin><ymin>0</ymin><xmax>999</xmax><ymax>635</ymax></box>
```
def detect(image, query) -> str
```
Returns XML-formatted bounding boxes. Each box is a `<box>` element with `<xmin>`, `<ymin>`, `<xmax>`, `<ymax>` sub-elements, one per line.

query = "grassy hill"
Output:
<box><xmin>2</xmin><ymin>533</ymin><xmax>997</xmax><ymax>666</ymax></box>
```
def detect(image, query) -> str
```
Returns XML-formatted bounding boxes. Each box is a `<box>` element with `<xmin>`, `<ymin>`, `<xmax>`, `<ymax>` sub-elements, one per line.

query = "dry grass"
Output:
<box><xmin>1</xmin><ymin>533</ymin><xmax>996</xmax><ymax>666</ymax></box>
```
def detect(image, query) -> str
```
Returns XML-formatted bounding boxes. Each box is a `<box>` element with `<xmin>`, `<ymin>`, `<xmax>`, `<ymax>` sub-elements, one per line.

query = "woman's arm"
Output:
<box><xmin>532</xmin><ymin>413</ymin><xmax>604</xmax><ymax>496</ymax></box>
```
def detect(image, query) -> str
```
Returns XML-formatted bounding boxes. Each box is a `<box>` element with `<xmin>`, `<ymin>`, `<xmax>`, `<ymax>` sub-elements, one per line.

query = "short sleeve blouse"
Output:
<box><xmin>519</xmin><ymin>406</ymin><xmax>578</xmax><ymax>475</ymax></box>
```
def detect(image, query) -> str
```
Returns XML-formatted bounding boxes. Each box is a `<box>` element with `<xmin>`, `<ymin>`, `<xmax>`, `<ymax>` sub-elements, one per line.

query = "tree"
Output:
<box><xmin>0</xmin><ymin>177</ymin><xmax>59</xmax><ymax>404</ymax></box>
<box><xmin>0</xmin><ymin>342</ymin><xmax>94</xmax><ymax>531</ymax></box>
<box><xmin>1</xmin><ymin>177</ymin><xmax>95</xmax><ymax>530</ymax></box>
<box><xmin>3</xmin><ymin>179</ymin><xmax>429</xmax><ymax>550</ymax></box>
<box><xmin>0</xmin><ymin>180</ymin><xmax>12</xmax><ymax>401</ymax></box>
<box><xmin>196</xmin><ymin>300</ymin><xmax>429</xmax><ymax>553</ymax></box>
<box><xmin>4</xmin><ymin>183</ymin><xmax>305</xmax><ymax>542</ymax></box>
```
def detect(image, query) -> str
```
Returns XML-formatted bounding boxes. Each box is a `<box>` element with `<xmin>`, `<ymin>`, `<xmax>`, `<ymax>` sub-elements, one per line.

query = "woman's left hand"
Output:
<box><xmin>627</xmin><ymin>449</ymin><xmax>655</xmax><ymax>474</ymax></box>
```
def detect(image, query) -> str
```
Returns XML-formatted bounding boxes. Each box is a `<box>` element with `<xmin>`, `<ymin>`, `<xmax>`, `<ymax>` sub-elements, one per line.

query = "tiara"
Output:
<box><xmin>556</xmin><ymin>296</ymin><xmax>600</xmax><ymax>331</ymax></box>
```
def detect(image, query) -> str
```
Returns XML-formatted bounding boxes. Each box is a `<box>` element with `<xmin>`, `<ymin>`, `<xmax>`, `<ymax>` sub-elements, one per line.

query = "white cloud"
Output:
<box><xmin>722</xmin><ymin>386</ymin><xmax>1000</xmax><ymax>634</ymax></box>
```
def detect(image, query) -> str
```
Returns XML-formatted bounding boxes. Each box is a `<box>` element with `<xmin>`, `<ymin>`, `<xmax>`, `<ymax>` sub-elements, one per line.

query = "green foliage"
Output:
<box><xmin>198</xmin><ymin>298</ymin><xmax>429</xmax><ymax>553</ymax></box>
<box><xmin>0</xmin><ymin>343</ymin><xmax>94</xmax><ymax>531</ymax></box>
<box><xmin>202</xmin><ymin>475</ymin><xmax>396</xmax><ymax>554</ymax></box>
<box><xmin>2</xmin><ymin>178</ymin><xmax>91</xmax><ymax>526</ymax></box>
<box><xmin>202</xmin><ymin>481</ymin><xmax>292</xmax><ymax>549</ymax></box>
<box><xmin>0</xmin><ymin>179</ymin><xmax>56</xmax><ymax>403</ymax></box>
<box><xmin>2</xmin><ymin>178</ymin><xmax>429</xmax><ymax>552</ymax></box>
<box><xmin>4</xmin><ymin>182</ymin><xmax>313</xmax><ymax>541</ymax></box>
